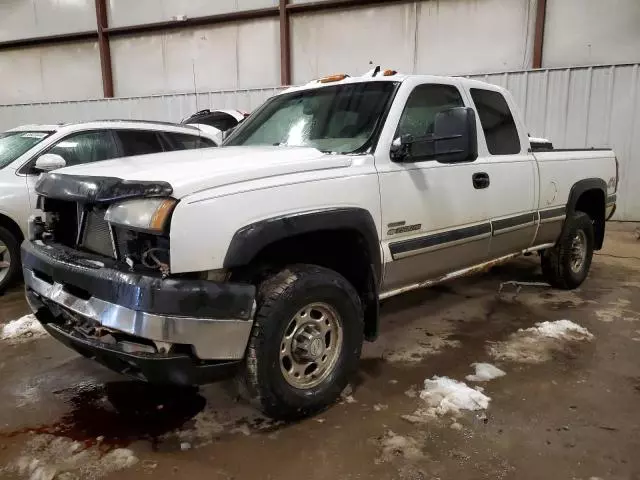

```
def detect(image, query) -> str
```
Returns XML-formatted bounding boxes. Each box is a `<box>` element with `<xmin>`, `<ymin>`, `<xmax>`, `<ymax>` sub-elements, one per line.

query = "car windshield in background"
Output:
<box><xmin>225</xmin><ymin>81</ymin><xmax>398</xmax><ymax>154</ymax></box>
<box><xmin>0</xmin><ymin>131</ymin><xmax>53</xmax><ymax>169</ymax></box>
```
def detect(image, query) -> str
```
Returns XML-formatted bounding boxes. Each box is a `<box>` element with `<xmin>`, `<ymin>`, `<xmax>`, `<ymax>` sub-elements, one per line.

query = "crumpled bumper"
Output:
<box><xmin>22</xmin><ymin>240</ymin><xmax>256</xmax><ymax>364</ymax></box>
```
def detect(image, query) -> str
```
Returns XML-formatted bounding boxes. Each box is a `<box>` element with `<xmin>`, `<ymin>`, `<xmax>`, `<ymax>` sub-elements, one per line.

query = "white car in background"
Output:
<box><xmin>181</xmin><ymin>109</ymin><xmax>249</xmax><ymax>145</ymax></box>
<box><xmin>0</xmin><ymin>120</ymin><xmax>218</xmax><ymax>292</ymax></box>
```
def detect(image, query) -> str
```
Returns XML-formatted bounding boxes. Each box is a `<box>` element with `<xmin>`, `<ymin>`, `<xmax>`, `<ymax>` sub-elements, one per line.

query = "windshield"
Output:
<box><xmin>225</xmin><ymin>81</ymin><xmax>398</xmax><ymax>154</ymax></box>
<box><xmin>0</xmin><ymin>131</ymin><xmax>53</xmax><ymax>169</ymax></box>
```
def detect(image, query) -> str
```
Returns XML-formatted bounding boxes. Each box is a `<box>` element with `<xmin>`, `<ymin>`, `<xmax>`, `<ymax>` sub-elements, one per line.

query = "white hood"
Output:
<box><xmin>55</xmin><ymin>146</ymin><xmax>352</xmax><ymax>198</ymax></box>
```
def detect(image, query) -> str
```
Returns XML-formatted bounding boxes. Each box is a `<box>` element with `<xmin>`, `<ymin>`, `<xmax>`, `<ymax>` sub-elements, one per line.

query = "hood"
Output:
<box><xmin>53</xmin><ymin>146</ymin><xmax>352</xmax><ymax>199</ymax></box>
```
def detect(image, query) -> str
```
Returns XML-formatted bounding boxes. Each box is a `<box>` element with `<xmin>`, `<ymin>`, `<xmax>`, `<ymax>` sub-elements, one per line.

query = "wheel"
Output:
<box><xmin>240</xmin><ymin>264</ymin><xmax>363</xmax><ymax>420</ymax></box>
<box><xmin>541</xmin><ymin>211</ymin><xmax>594</xmax><ymax>289</ymax></box>
<box><xmin>0</xmin><ymin>226</ymin><xmax>20</xmax><ymax>294</ymax></box>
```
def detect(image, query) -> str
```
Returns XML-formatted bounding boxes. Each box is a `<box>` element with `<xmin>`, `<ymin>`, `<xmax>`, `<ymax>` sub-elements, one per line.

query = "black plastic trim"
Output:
<box><xmin>566</xmin><ymin>178</ymin><xmax>607</xmax><ymax>214</ymax></box>
<box><xmin>36</xmin><ymin>173</ymin><xmax>173</xmax><ymax>204</ymax></box>
<box><xmin>37</xmin><ymin>313</ymin><xmax>239</xmax><ymax>386</ymax></box>
<box><xmin>389</xmin><ymin>222</ymin><xmax>491</xmax><ymax>258</ymax></box>
<box><xmin>492</xmin><ymin>213</ymin><xmax>536</xmax><ymax>233</ymax></box>
<box><xmin>223</xmin><ymin>208</ymin><xmax>382</xmax><ymax>282</ymax></box>
<box><xmin>22</xmin><ymin>240</ymin><xmax>255</xmax><ymax>319</ymax></box>
<box><xmin>539</xmin><ymin>206</ymin><xmax>567</xmax><ymax>220</ymax></box>
<box><xmin>565</xmin><ymin>178</ymin><xmax>607</xmax><ymax>250</ymax></box>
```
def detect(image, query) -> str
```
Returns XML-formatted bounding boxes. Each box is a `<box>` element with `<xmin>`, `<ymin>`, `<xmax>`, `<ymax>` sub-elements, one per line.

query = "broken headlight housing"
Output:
<box><xmin>105</xmin><ymin>198</ymin><xmax>177</xmax><ymax>234</ymax></box>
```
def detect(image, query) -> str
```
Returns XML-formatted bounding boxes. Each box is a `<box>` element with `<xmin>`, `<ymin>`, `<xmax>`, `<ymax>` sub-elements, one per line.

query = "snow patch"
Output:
<box><xmin>1</xmin><ymin>314</ymin><xmax>46</xmax><ymax>342</ymax></box>
<box><xmin>376</xmin><ymin>430</ymin><xmax>424</xmax><ymax>464</ymax></box>
<box><xmin>489</xmin><ymin>320</ymin><xmax>594</xmax><ymax>364</ymax></box>
<box><xmin>419</xmin><ymin>376</ymin><xmax>490</xmax><ymax>416</ymax></box>
<box><xmin>595</xmin><ymin>299</ymin><xmax>638</xmax><ymax>323</ymax></box>
<box><xmin>465</xmin><ymin>363</ymin><xmax>506</xmax><ymax>382</ymax></box>
<box><xmin>3</xmin><ymin>434</ymin><xmax>138</xmax><ymax>480</ymax></box>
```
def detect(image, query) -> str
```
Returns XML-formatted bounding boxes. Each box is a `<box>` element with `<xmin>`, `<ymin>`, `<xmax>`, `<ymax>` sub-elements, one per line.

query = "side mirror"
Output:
<box><xmin>391</xmin><ymin>107</ymin><xmax>478</xmax><ymax>163</ymax></box>
<box><xmin>34</xmin><ymin>153</ymin><xmax>66</xmax><ymax>172</ymax></box>
<box><xmin>390</xmin><ymin>134</ymin><xmax>413</xmax><ymax>161</ymax></box>
<box><xmin>432</xmin><ymin>107</ymin><xmax>478</xmax><ymax>163</ymax></box>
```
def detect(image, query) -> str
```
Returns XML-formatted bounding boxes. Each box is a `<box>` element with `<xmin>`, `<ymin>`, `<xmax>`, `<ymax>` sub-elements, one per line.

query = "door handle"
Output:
<box><xmin>472</xmin><ymin>172</ymin><xmax>490</xmax><ymax>189</ymax></box>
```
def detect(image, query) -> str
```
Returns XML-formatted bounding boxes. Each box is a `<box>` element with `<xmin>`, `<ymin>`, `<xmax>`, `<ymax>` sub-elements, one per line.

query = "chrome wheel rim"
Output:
<box><xmin>280</xmin><ymin>302</ymin><xmax>343</xmax><ymax>390</ymax></box>
<box><xmin>570</xmin><ymin>230</ymin><xmax>587</xmax><ymax>274</ymax></box>
<box><xmin>0</xmin><ymin>241</ymin><xmax>10</xmax><ymax>283</ymax></box>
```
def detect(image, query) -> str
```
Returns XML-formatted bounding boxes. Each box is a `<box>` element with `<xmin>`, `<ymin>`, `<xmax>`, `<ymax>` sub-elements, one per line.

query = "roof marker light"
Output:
<box><xmin>318</xmin><ymin>74</ymin><xmax>349</xmax><ymax>83</ymax></box>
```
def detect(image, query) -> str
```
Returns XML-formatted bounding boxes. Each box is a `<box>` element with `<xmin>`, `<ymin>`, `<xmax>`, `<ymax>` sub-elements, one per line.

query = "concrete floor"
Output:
<box><xmin>0</xmin><ymin>226</ymin><xmax>639</xmax><ymax>480</ymax></box>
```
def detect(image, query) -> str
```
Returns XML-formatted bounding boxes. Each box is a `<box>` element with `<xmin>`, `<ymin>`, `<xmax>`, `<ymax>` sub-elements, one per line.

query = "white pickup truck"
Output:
<box><xmin>23</xmin><ymin>70</ymin><xmax>618</xmax><ymax>419</ymax></box>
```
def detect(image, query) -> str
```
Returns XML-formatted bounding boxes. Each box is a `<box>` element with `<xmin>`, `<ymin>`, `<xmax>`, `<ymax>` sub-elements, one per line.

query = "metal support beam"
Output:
<box><xmin>279</xmin><ymin>0</ymin><xmax>291</xmax><ymax>86</ymax></box>
<box><xmin>533</xmin><ymin>0</ymin><xmax>547</xmax><ymax>69</ymax></box>
<box><xmin>286</xmin><ymin>0</ymin><xmax>417</xmax><ymax>13</ymax></box>
<box><xmin>95</xmin><ymin>0</ymin><xmax>114</xmax><ymax>97</ymax></box>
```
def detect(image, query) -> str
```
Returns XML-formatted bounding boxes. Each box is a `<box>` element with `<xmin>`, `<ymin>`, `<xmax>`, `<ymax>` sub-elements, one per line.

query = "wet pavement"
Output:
<box><xmin>1</xmin><ymin>226</ymin><xmax>639</xmax><ymax>479</ymax></box>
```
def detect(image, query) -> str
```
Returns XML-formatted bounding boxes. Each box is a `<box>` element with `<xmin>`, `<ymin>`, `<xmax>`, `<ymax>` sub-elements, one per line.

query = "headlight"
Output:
<box><xmin>105</xmin><ymin>198</ymin><xmax>177</xmax><ymax>233</ymax></box>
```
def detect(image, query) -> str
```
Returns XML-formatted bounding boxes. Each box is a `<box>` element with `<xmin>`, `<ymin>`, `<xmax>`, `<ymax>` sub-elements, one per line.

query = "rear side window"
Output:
<box><xmin>165</xmin><ymin>132</ymin><xmax>217</xmax><ymax>150</ymax></box>
<box><xmin>116</xmin><ymin>130</ymin><xmax>165</xmax><ymax>156</ymax></box>
<box><xmin>470</xmin><ymin>89</ymin><xmax>520</xmax><ymax>155</ymax></box>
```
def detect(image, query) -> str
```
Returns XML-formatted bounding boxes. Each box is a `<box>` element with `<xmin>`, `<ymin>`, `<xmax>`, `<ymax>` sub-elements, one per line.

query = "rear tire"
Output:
<box><xmin>541</xmin><ymin>211</ymin><xmax>594</xmax><ymax>290</ymax></box>
<box><xmin>0</xmin><ymin>226</ymin><xmax>21</xmax><ymax>294</ymax></box>
<box><xmin>240</xmin><ymin>264</ymin><xmax>363</xmax><ymax>420</ymax></box>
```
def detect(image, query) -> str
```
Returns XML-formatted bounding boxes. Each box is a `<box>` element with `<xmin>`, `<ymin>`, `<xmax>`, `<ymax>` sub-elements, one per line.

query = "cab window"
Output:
<box><xmin>470</xmin><ymin>88</ymin><xmax>521</xmax><ymax>155</ymax></box>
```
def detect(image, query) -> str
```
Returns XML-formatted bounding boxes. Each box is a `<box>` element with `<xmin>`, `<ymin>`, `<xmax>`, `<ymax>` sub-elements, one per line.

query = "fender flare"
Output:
<box><xmin>223</xmin><ymin>207</ymin><xmax>382</xmax><ymax>282</ymax></box>
<box><xmin>566</xmin><ymin>178</ymin><xmax>607</xmax><ymax>215</ymax></box>
<box><xmin>563</xmin><ymin>178</ymin><xmax>607</xmax><ymax>249</ymax></box>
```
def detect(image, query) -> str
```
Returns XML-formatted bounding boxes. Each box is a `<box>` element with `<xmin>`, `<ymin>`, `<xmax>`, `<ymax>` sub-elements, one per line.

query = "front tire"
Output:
<box><xmin>541</xmin><ymin>211</ymin><xmax>594</xmax><ymax>289</ymax></box>
<box><xmin>0</xmin><ymin>226</ymin><xmax>20</xmax><ymax>294</ymax></box>
<box><xmin>241</xmin><ymin>264</ymin><xmax>363</xmax><ymax>420</ymax></box>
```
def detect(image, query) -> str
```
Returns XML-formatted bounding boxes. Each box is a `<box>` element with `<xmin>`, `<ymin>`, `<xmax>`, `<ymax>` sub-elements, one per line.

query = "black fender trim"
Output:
<box><xmin>566</xmin><ymin>178</ymin><xmax>607</xmax><ymax>214</ymax></box>
<box><xmin>564</xmin><ymin>178</ymin><xmax>607</xmax><ymax>249</ymax></box>
<box><xmin>223</xmin><ymin>207</ymin><xmax>382</xmax><ymax>283</ymax></box>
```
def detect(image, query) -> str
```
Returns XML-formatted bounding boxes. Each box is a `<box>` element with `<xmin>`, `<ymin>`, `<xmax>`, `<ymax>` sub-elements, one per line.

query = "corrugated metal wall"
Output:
<box><xmin>0</xmin><ymin>86</ymin><xmax>284</xmax><ymax>129</ymax></box>
<box><xmin>0</xmin><ymin>64</ymin><xmax>638</xmax><ymax>221</ymax></box>
<box><xmin>467</xmin><ymin>63</ymin><xmax>640</xmax><ymax>222</ymax></box>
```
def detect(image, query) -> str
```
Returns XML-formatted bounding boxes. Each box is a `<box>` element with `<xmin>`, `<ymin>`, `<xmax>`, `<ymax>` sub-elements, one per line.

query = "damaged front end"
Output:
<box><xmin>23</xmin><ymin>173</ymin><xmax>256</xmax><ymax>386</ymax></box>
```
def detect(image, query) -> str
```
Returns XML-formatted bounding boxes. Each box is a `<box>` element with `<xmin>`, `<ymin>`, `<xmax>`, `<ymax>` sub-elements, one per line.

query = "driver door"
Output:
<box><xmin>376</xmin><ymin>81</ymin><xmax>492</xmax><ymax>294</ymax></box>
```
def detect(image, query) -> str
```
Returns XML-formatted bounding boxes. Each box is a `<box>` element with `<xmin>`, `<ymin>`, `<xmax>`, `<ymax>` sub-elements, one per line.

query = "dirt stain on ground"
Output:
<box><xmin>1</xmin><ymin>382</ymin><xmax>206</xmax><ymax>451</ymax></box>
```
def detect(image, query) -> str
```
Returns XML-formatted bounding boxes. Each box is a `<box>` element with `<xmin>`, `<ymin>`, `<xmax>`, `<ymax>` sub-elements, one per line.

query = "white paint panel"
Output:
<box><xmin>291</xmin><ymin>4</ymin><xmax>416</xmax><ymax>84</ymax></box>
<box><xmin>543</xmin><ymin>0</ymin><xmax>640</xmax><ymax>68</ymax></box>
<box><xmin>108</xmin><ymin>0</ymin><xmax>277</xmax><ymax>27</ymax></box>
<box><xmin>415</xmin><ymin>0</ymin><xmax>536</xmax><ymax>75</ymax></box>
<box><xmin>0</xmin><ymin>41</ymin><xmax>102</xmax><ymax>104</ymax></box>
<box><xmin>0</xmin><ymin>0</ymin><xmax>96</xmax><ymax>42</ymax></box>
<box><xmin>111</xmin><ymin>19</ymin><xmax>279</xmax><ymax>96</ymax></box>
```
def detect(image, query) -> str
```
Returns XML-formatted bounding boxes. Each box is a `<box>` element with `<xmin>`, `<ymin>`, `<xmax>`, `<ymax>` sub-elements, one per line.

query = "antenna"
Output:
<box><xmin>191</xmin><ymin>60</ymin><xmax>202</xmax><ymax>140</ymax></box>
<box><xmin>192</xmin><ymin>61</ymin><xmax>199</xmax><ymax>113</ymax></box>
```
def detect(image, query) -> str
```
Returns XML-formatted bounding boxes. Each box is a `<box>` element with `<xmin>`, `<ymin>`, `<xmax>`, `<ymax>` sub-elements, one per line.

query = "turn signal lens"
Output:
<box><xmin>150</xmin><ymin>199</ymin><xmax>178</xmax><ymax>231</ymax></box>
<box><xmin>105</xmin><ymin>198</ymin><xmax>177</xmax><ymax>233</ymax></box>
<box><xmin>382</xmin><ymin>69</ymin><xmax>397</xmax><ymax>76</ymax></box>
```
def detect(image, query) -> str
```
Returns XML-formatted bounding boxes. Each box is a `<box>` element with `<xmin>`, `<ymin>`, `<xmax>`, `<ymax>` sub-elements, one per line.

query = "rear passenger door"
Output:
<box><xmin>114</xmin><ymin>130</ymin><xmax>166</xmax><ymax>156</ymax></box>
<box><xmin>467</xmin><ymin>87</ymin><xmax>537</xmax><ymax>259</ymax></box>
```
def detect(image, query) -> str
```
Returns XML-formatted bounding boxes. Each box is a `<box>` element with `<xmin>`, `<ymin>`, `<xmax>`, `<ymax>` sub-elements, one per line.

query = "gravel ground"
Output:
<box><xmin>0</xmin><ymin>226</ymin><xmax>638</xmax><ymax>480</ymax></box>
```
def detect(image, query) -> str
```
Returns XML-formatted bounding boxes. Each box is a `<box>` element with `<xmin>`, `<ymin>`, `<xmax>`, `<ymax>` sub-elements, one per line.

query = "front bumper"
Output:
<box><xmin>22</xmin><ymin>240</ymin><xmax>256</xmax><ymax>363</ymax></box>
